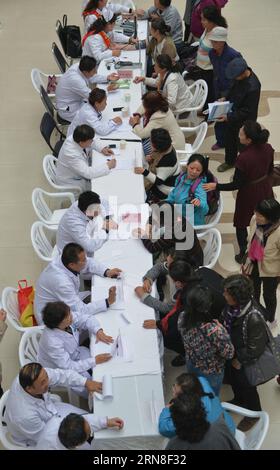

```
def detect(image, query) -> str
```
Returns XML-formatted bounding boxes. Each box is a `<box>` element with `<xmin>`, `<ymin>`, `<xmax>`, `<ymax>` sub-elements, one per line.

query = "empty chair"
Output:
<box><xmin>32</xmin><ymin>188</ymin><xmax>75</xmax><ymax>226</ymax></box>
<box><xmin>31</xmin><ymin>68</ymin><xmax>60</xmax><ymax>98</ymax></box>
<box><xmin>40</xmin><ymin>112</ymin><xmax>65</xmax><ymax>157</ymax></box>
<box><xmin>176</xmin><ymin>122</ymin><xmax>208</xmax><ymax>164</ymax></box>
<box><xmin>43</xmin><ymin>154</ymin><xmax>82</xmax><ymax>197</ymax></box>
<box><xmin>175</xmin><ymin>79</ymin><xmax>208</xmax><ymax>125</ymax></box>
<box><xmin>194</xmin><ymin>194</ymin><xmax>223</xmax><ymax>231</ymax></box>
<box><xmin>31</xmin><ymin>221</ymin><xmax>58</xmax><ymax>262</ymax></box>
<box><xmin>222</xmin><ymin>402</ymin><xmax>269</xmax><ymax>450</ymax></box>
<box><xmin>197</xmin><ymin>228</ymin><xmax>222</xmax><ymax>269</ymax></box>
<box><xmin>40</xmin><ymin>85</ymin><xmax>70</xmax><ymax>127</ymax></box>
<box><xmin>18</xmin><ymin>328</ymin><xmax>43</xmax><ymax>367</ymax></box>
<box><xmin>1</xmin><ymin>287</ymin><xmax>39</xmax><ymax>334</ymax></box>
<box><xmin>52</xmin><ymin>42</ymin><xmax>69</xmax><ymax>74</ymax></box>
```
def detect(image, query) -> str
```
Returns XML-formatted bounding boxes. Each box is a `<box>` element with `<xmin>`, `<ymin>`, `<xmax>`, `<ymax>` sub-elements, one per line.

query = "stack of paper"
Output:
<box><xmin>208</xmin><ymin>101</ymin><xmax>233</xmax><ymax>121</ymax></box>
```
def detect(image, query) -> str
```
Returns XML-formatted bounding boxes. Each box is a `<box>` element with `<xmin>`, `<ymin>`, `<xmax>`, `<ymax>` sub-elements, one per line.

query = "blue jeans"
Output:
<box><xmin>186</xmin><ymin>361</ymin><xmax>224</xmax><ymax>396</ymax></box>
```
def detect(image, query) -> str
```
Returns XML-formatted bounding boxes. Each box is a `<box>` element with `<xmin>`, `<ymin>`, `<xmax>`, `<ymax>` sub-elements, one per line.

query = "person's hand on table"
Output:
<box><xmin>95</xmin><ymin>353</ymin><xmax>112</xmax><ymax>364</ymax></box>
<box><xmin>203</xmin><ymin>182</ymin><xmax>217</xmax><ymax>192</ymax></box>
<box><xmin>112</xmin><ymin>116</ymin><xmax>122</xmax><ymax>125</ymax></box>
<box><xmin>129</xmin><ymin>115</ymin><xmax>140</xmax><ymax>126</ymax></box>
<box><xmin>107</xmin><ymin>72</ymin><xmax>119</xmax><ymax>81</ymax></box>
<box><xmin>106</xmin><ymin>268</ymin><xmax>122</xmax><ymax>278</ymax></box>
<box><xmin>0</xmin><ymin>309</ymin><xmax>7</xmax><ymax>322</ymax></box>
<box><xmin>107</xmin><ymin>158</ymin><xmax>116</xmax><ymax>169</ymax></box>
<box><xmin>133</xmin><ymin>76</ymin><xmax>145</xmax><ymax>84</ymax></box>
<box><xmin>143</xmin><ymin>278</ymin><xmax>152</xmax><ymax>293</ymax></box>
<box><xmin>143</xmin><ymin>319</ymin><xmax>157</xmax><ymax>329</ymax></box>
<box><xmin>134</xmin><ymin>286</ymin><xmax>145</xmax><ymax>298</ymax></box>
<box><xmin>129</xmin><ymin>37</ymin><xmax>138</xmax><ymax>45</ymax></box>
<box><xmin>107</xmin><ymin>286</ymin><xmax>117</xmax><ymax>305</ymax></box>
<box><xmin>102</xmin><ymin>146</ymin><xmax>114</xmax><ymax>156</ymax></box>
<box><xmin>103</xmin><ymin>219</ymin><xmax>118</xmax><ymax>231</ymax></box>
<box><xmin>190</xmin><ymin>198</ymin><xmax>201</xmax><ymax>207</ymax></box>
<box><xmin>96</xmin><ymin>328</ymin><xmax>114</xmax><ymax>344</ymax></box>
<box><xmin>107</xmin><ymin>417</ymin><xmax>124</xmax><ymax>429</ymax></box>
<box><xmin>107</xmin><ymin>83</ymin><xmax>119</xmax><ymax>92</ymax></box>
<box><xmin>134</xmin><ymin>167</ymin><xmax>145</xmax><ymax>174</ymax></box>
<box><xmin>85</xmin><ymin>379</ymin><xmax>102</xmax><ymax>393</ymax></box>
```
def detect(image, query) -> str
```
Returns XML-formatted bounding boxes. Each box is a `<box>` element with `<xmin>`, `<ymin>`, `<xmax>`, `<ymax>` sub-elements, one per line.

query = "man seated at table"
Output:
<box><xmin>36</xmin><ymin>412</ymin><xmax>124</xmax><ymax>450</ymax></box>
<box><xmin>34</xmin><ymin>242</ymin><xmax>122</xmax><ymax>324</ymax></box>
<box><xmin>139</xmin><ymin>0</ymin><xmax>183</xmax><ymax>47</ymax></box>
<box><xmin>57</xmin><ymin>191</ymin><xmax>117</xmax><ymax>256</ymax></box>
<box><xmin>4</xmin><ymin>363</ymin><xmax>103</xmax><ymax>448</ymax></box>
<box><xmin>55</xmin><ymin>55</ymin><xmax>119</xmax><ymax>122</ymax></box>
<box><xmin>56</xmin><ymin>124</ymin><xmax>116</xmax><ymax>192</ymax></box>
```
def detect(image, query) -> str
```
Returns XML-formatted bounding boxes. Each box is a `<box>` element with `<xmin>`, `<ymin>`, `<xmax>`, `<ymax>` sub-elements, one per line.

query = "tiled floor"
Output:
<box><xmin>0</xmin><ymin>0</ymin><xmax>279</xmax><ymax>450</ymax></box>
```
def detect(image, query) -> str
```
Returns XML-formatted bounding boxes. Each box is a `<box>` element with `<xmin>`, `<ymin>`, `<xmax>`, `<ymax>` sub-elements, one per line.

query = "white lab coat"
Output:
<box><xmin>144</xmin><ymin>72</ymin><xmax>193</xmax><ymax>113</ymax></box>
<box><xmin>36</xmin><ymin>414</ymin><xmax>107</xmax><ymax>450</ymax></box>
<box><xmin>67</xmin><ymin>102</ymin><xmax>120</xmax><ymax>138</ymax></box>
<box><xmin>56</xmin><ymin>200</ymin><xmax>109</xmax><ymax>256</ymax></box>
<box><xmin>34</xmin><ymin>255</ymin><xmax>108</xmax><ymax>324</ymax></box>
<box><xmin>82</xmin><ymin>3</ymin><xmax>130</xmax><ymax>32</ymax></box>
<box><xmin>55</xmin><ymin>63</ymin><xmax>108</xmax><ymax>122</ymax></box>
<box><xmin>82</xmin><ymin>29</ymin><xmax>129</xmax><ymax>63</ymax></box>
<box><xmin>5</xmin><ymin>368</ymin><xmax>87</xmax><ymax>447</ymax></box>
<box><xmin>55</xmin><ymin>135</ymin><xmax>110</xmax><ymax>192</ymax></box>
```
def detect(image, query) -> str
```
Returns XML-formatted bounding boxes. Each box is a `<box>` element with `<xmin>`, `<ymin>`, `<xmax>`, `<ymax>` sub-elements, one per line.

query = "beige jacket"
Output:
<box><xmin>248</xmin><ymin>215</ymin><xmax>280</xmax><ymax>277</ymax></box>
<box><xmin>0</xmin><ymin>320</ymin><xmax>7</xmax><ymax>384</ymax></box>
<box><xmin>147</xmin><ymin>36</ymin><xmax>178</xmax><ymax>64</ymax></box>
<box><xmin>133</xmin><ymin>105</ymin><xmax>185</xmax><ymax>150</ymax></box>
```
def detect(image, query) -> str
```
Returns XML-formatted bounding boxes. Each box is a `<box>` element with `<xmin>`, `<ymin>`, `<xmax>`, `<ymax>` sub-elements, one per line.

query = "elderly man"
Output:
<box><xmin>4</xmin><ymin>363</ymin><xmax>102</xmax><ymax>447</ymax></box>
<box><xmin>140</xmin><ymin>0</ymin><xmax>183</xmax><ymax>46</ymax></box>
<box><xmin>56</xmin><ymin>191</ymin><xmax>117</xmax><ymax>256</ymax></box>
<box><xmin>216</xmin><ymin>57</ymin><xmax>261</xmax><ymax>172</ymax></box>
<box><xmin>36</xmin><ymin>413</ymin><xmax>124</xmax><ymax>450</ymax></box>
<box><xmin>34</xmin><ymin>242</ymin><xmax>121</xmax><ymax>324</ymax></box>
<box><xmin>55</xmin><ymin>55</ymin><xmax>119</xmax><ymax>122</ymax></box>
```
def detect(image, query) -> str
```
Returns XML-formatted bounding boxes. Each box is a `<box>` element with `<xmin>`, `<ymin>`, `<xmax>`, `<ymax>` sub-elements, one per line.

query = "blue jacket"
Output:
<box><xmin>209</xmin><ymin>44</ymin><xmax>242</xmax><ymax>98</ymax></box>
<box><xmin>158</xmin><ymin>376</ymin><xmax>236</xmax><ymax>437</ymax></box>
<box><xmin>166</xmin><ymin>173</ymin><xmax>208</xmax><ymax>226</ymax></box>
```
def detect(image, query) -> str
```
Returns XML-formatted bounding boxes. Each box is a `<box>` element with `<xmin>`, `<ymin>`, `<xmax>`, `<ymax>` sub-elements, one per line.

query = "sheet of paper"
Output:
<box><xmin>95</xmin><ymin>374</ymin><xmax>113</xmax><ymax>401</ymax></box>
<box><xmin>110</xmin><ymin>282</ymin><xmax>125</xmax><ymax>310</ymax></box>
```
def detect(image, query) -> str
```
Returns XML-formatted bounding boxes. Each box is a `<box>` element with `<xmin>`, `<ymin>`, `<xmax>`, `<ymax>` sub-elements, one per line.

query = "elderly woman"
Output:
<box><xmin>129</xmin><ymin>91</ymin><xmax>185</xmax><ymax>155</ymax></box>
<box><xmin>221</xmin><ymin>275</ymin><xmax>268</xmax><ymax>431</ymax></box>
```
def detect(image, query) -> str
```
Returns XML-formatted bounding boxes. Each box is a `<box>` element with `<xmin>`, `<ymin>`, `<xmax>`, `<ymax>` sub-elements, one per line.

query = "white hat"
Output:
<box><xmin>208</xmin><ymin>27</ymin><xmax>228</xmax><ymax>42</ymax></box>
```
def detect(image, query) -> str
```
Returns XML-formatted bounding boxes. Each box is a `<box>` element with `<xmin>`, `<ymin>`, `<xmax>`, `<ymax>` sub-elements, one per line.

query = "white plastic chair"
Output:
<box><xmin>1</xmin><ymin>287</ymin><xmax>41</xmax><ymax>334</ymax></box>
<box><xmin>32</xmin><ymin>188</ymin><xmax>74</xmax><ymax>227</ymax></box>
<box><xmin>31</xmin><ymin>221</ymin><xmax>58</xmax><ymax>262</ymax></box>
<box><xmin>174</xmin><ymin>79</ymin><xmax>208</xmax><ymax>125</ymax></box>
<box><xmin>222</xmin><ymin>402</ymin><xmax>269</xmax><ymax>450</ymax></box>
<box><xmin>194</xmin><ymin>193</ymin><xmax>224</xmax><ymax>231</ymax></box>
<box><xmin>43</xmin><ymin>155</ymin><xmax>81</xmax><ymax>197</ymax></box>
<box><xmin>19</xmin><ymin>329</ymin><xmax>80</xmax><ymax>408</ymax></box>
<box><xmin>197</xmin><ymin>228</ymin><xmax>222</xmax><ymax>269</ymax></box>
<box><xmin>31</xmin><ymin>68</ymin><xmax>61</xmax><ymax>98</ymax></box>
<box><xmin>176</xmin><ymin>122</ymin><xmax>208</xmax><ymax>163</ymax></box>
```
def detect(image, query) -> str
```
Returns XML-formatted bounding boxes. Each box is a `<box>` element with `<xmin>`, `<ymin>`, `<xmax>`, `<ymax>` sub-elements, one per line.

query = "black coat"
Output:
<box><xmin>227</xmin><ymin>69</ymin><xmax>261</xmax><ymax>127</ymax></box>
<box><xmin>224</xmin><ymin>301</ymin><xmax>268</xmax><ymax>365</ymax></box>
<box><xmin>158</xmin><ymin>267</ymin><xmax>226</xmax><ymax>355</ymax></box>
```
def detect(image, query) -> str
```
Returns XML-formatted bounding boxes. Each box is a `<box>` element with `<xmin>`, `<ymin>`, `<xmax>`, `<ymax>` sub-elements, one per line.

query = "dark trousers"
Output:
<box><xmin>251</xmin><ymin>263</ymin><xmax>279</xmax><ymax>322</ymax></box>
<box><xmin>214</xmin><ymin>121</ymin><xmax>226</xmax><ymax>147</ymax></box>
<box><xmin>225</xmin><ymin>361</ymin><xmax>262</xmax><ymax>411</ymax></box>
<box><xmin>236</xmin><ymin>227</ymin><xmax>248</xmax><ymax>254</ymax></box>
<box><xmin>224</xmin><ymin>121</ymin><xmax>241</xmax><ymax>166</ymax></box>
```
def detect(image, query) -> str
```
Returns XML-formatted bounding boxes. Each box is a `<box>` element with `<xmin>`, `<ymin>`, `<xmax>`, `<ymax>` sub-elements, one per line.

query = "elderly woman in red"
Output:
<box><xmin>204</xmin><ymin>120</ymin><xmax>274</xmax><ymax>264</ymax></box>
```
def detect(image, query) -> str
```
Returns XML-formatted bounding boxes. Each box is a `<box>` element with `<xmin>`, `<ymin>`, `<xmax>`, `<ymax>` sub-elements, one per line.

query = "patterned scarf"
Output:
<box><xmin>82</xmin><ymin>30</ymin><xmax>111</xmax><ymax>48</ymax></box>
<box><xmin>248</xmin><ymin>222</ymin><xmax>280</xmax><ymax>261</ymax></box>
<box><xmin>223</xmin><ymin>305</ymin><xmax>241</xmax><ymax>334</ymax></box>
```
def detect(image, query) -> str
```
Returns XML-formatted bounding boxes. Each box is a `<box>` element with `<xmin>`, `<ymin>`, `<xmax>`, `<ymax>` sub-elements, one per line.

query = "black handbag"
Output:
<box><xmin>242</xmin><ymin>310</ymin><xmax>280</xmax><ymax>386</ymax></box>
<box><xmin>60</xmin><ymin>15</ymin><xmax>82</xmax><ymax>59</ymax></box>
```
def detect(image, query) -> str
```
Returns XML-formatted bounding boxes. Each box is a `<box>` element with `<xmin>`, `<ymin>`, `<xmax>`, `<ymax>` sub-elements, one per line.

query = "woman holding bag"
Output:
<box><xmin>242</xmin><ymin>199</ymin><xmax>280</xmax><ymax>329</ymax></box>
<box><xmin>221</xmin><ymin>275</ymin><xmax>268</xmax><ymax>431</ymax></box>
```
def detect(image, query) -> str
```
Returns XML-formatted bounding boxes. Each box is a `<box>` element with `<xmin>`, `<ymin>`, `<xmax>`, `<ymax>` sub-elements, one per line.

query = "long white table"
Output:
<box><xmin>90</xmin><ymin>136</ymin><xmax>165</xmax><ymax>450</ymax></box>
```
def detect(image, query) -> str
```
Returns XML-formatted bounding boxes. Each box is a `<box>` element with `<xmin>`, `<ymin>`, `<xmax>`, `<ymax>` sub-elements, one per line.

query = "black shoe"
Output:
<box><xmin>234</xmin><ymin>252</ymin><xmax>247</xmax><ymax>264</ymax></box>
<box><xmin>171</xmin><ymin>355</ymin><xmax>186</xmax><ymax>367</ymax></box>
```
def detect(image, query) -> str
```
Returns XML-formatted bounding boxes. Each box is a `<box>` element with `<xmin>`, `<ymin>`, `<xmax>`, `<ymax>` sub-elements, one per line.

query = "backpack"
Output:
<box><xmin>59</xmin><ymin>14</ymin><xmax>82</xmax><ymax>58</ymax></box>
<box><xmin>177</xmin><ymin>171</ymin><xmax>220</xmax><ymax>216</ymax></box>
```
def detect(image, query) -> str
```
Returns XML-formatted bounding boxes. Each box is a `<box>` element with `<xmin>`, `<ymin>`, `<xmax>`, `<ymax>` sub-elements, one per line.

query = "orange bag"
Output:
<box><xmin>17</xmin><ymin>280</ymin><xmax>37</xmax><ymax>327</ymax></box>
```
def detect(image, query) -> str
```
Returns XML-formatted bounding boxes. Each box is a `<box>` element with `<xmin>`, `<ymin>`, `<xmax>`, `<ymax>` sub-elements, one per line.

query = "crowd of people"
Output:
<box><xmin>1</xmin><ymin>0</ymin><xmax>280</xmax><ymax>452</ymax></box>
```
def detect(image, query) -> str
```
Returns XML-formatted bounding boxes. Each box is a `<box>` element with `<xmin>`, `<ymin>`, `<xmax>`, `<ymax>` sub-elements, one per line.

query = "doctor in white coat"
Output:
<box><xmin>82</xmin><ymin>0</ymin><xmax>145</xmax><ymax>32</ymax></box>
<box><xmin>82</xmin><ymin>14</ymin><xmax>137</xmax><ymax>63</ymax></box>
<box><xmin>55</xmin><ymin>55</ymin><xmax>119</xmax><ymax>122</ymax></box>
<box><xmin>67</xmin><ymin>88</ymin><xmax>123</xmax><ymax>138</ymax></box>
<box><xmin>36</xmin><ymin>412</ymin><xmax>124</xmax><ymax>450</ymax></box>
<box><xmin>56</xmin><ymin>124</ymin><xmax>116</xmax><ymax>192</ymax></box>
<box><xmin>34</xmin><ymin>242</ymin><xmax>122</xmax><ymax>324</ymax></box>
<box><xmin>57</xmin><ymin>191</ymin><xmax>117</xmax><ymax>256</ymax></box>
<box><xmin>4</xmin><ymin>363</ymin><xmax>103</xmax><ymax>447</ymax></box>
<box><xmin>38</xmin><ymin>301</ymin><xmax>113</xmax><ymax>397</ymax></box>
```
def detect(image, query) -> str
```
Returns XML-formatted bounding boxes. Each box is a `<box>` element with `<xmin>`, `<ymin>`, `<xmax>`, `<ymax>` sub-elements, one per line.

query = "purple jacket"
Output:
<box><xmin>191</xmin><ymin>0</ymin><xmax>228</xmax><ymax>38</ymax></box>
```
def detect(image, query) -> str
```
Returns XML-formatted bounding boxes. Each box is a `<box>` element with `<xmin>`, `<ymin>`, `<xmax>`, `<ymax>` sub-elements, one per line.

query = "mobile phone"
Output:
<box><xmin>109</xmin><ymin>144</ymin><xmax>116</xmax><ymax>148</ymax></box>
<box><xmin>113</xmin><ymin>107</ymin><xmax>124</xmax><ymax>112</ymax></box>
